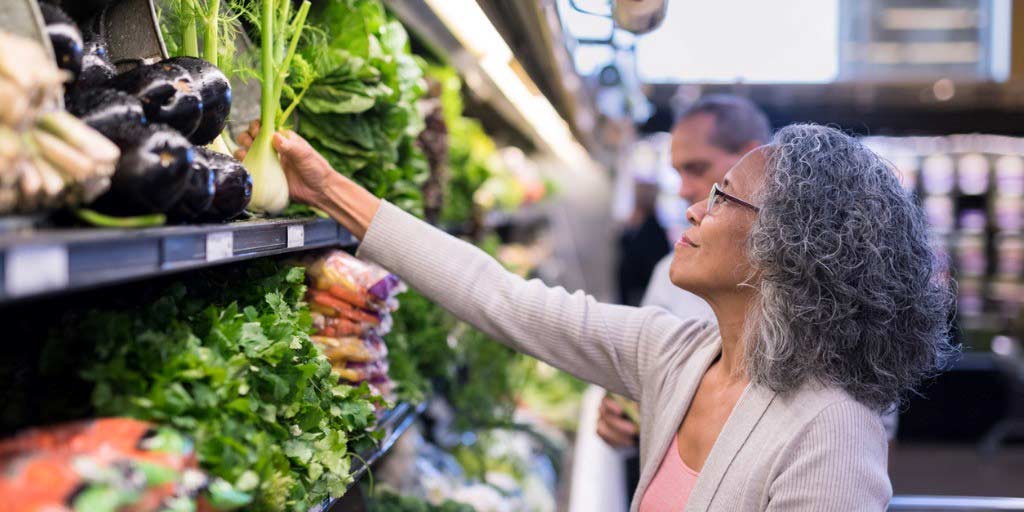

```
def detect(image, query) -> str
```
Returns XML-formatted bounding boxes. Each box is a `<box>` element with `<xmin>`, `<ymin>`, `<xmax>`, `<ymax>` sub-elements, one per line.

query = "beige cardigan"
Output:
<box><xmin>358</xmin><ymin>202</ymin><xmax>892</xmax><ymax>512</ymax></box>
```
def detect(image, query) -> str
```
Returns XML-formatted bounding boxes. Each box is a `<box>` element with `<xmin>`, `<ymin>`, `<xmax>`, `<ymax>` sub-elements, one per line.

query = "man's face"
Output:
<box><xmin>670</xmin><ymin>114</ymin><xmax>747</xmax><ymax>204</ymax></box>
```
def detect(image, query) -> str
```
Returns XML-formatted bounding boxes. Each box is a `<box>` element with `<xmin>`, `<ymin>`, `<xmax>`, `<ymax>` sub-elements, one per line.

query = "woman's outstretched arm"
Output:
<box><xmin>235</xmin><ymin>124</ymin><xmax>706</xmax><ymax>401</ymax></box>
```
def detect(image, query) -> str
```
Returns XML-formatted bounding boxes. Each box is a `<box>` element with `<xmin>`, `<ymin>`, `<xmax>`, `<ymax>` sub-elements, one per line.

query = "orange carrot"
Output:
<box><xmin>309</xmin><ymin>303</ymin><xmax>337</xmax><ymax>318</ymax></box>
<box><xmin>309</xmin><ymin>291</ymin><xmax>380</xmax><ymax>325</ymax></box>
<box><xmin>327</xmin><ymin>284</ymin><xmax>370</xmax><ymax>310</ymax></box>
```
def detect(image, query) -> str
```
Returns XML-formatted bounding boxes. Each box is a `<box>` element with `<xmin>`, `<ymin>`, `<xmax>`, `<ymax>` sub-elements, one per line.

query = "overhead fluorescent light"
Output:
<box><xmin>423</xmin><ymin>0</ymin><xmax>590</xmax><ymax>167</ymax></box>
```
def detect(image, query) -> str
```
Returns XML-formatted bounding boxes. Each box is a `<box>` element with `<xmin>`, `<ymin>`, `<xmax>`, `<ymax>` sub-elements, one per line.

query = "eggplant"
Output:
<box><xmin>65</xmin><ymin>88</ymin><xmax>146</xmax><ymax>135</ymax></box>
<box><xmin>73</xmin><ymin>38</ymin><xmax>116</xmax><ymax>90</ymax></box>
<box><xmin>92</xmin><ymin>124</ymin><xmax>195</xmax><ymax>215</ymax></box>
<box><xmin>39</xmin><ymin>3</ymin><xmax>84</xmax><ymax>79</ymax></box>
<box><xmin>58</xmin><ymin>0</ymin><xmax>117</xmax><ymax>21</ymax></box>
<box><xmin>195</xmin><ymin>147</ymin><xmax>252</xmax><ymax>222</ymax></box>
<box><xmin>167</xmin><ymin>152</ymin><xmax>215</xmax><ymax>221</ymax></box>
<box><xmin>108</xmin><ymin>62</ymin><xmax>204</xmax><ymax>138</ymax></box>
<box><xmin>164</xmin><ymin>57</ymin><xmax>232</xmax><ymax>146</ymax></box>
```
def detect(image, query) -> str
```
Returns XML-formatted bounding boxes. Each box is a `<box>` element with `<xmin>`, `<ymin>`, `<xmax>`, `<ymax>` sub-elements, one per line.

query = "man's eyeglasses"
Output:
<box><xmin>706</xmin><ymin>183</ymin><xmax>760</xmax><ymax>215</ymax></box>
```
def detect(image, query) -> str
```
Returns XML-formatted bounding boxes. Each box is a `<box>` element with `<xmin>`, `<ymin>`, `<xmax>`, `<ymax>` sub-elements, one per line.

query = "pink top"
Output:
<box><xmin>638</xmin><ymin>435</ymin><xmax>700</xmax><ymax>512</ymax></box>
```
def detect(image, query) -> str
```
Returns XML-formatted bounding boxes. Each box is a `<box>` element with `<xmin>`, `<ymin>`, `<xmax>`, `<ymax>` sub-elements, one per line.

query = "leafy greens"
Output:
<box><xmin>292</xmin><ymin>0</ymin><xmax>428</xmax><ymax>216</ymax></box>
<box><xmin>45</xmin><ymin>261</ymin><xmax>379</xmax><ymax>511</ymax></box>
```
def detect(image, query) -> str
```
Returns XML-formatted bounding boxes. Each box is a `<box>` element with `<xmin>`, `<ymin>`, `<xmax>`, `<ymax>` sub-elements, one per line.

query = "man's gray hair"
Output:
<box><xmin>745</xmin><ymin>124</ymin><xmax>958</xmax><ymax>412</ymax></box>
<box><xmin>676</xmin><ymin>94</ymin><xmax>772</xmax><ymax>154</ymax></box>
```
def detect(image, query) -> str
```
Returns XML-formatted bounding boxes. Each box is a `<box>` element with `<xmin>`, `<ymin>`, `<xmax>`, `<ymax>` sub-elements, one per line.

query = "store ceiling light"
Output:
<box><xmin>423</xmin><ymin>0</ymin><xmax>590</xmax><ymax>168</ymax></box>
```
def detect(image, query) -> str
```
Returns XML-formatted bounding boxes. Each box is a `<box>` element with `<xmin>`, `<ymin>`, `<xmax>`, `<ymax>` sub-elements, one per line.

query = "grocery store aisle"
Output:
<box><xmin>540</xmin><ymin>164</ymin><xmax>617</xmax><ymax>301</ymax></box>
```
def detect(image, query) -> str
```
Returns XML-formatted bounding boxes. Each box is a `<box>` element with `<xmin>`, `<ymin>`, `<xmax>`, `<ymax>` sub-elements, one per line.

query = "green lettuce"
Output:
<box><xmin>291</xmin><ymin>0</ymin><xmax>428</xmax><ymax>216</ymax></box>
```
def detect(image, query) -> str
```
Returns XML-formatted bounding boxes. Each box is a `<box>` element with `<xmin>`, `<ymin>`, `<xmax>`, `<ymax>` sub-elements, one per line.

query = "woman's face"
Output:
<box><xmin>669</xmin><ymin>147</ymin><xmax>766</xmax><ymax>297</ymax></box>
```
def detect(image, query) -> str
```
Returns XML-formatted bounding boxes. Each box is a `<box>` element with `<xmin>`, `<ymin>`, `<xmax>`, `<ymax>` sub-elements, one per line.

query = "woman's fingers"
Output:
<box><xmin>235</xmin><ymin>130</ymin><xmax>252</xmax><ymax>148</ymax></box>
<box><xmin>601</xmin><ymin>395</ymin><xmax>624</xmax><ymax>416</ymax></box>
<box><xmin>597</xmin><ymin>394</ymin><xmax>638</xmax><ymax>448</ymax></box>
<box><xmin>234</xmin><ymin>149</ymin><xmax>247</xmax><ymax>161</ymax></box>
<box><xmin>235</xmin><ymin>120</ymin><xmax>260</xmax><ymax>149</ymax></box>
<box><xmin>604</xmin><ymin>411</ymin><xmax>638</xmax><ymax>436</ymax></box>
<box><xmin>597</xmin><ymin>418</ymin><xmax>637</xmax><ymax>448</ymax></box>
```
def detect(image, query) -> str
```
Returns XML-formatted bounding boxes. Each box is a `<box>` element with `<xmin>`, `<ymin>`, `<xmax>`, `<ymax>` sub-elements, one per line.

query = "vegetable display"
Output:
<box><xmin>234</xmin><ymin>0</ymin><xmax>313</xmax><ymax>214</ymax></box>
<box><xmin>42</xmin><ymin>262</ymin><xmax>380</xmax><ymax>511</ymax></box>
<box><xmin>0</xmin><ymin>31</ymin><xmax>119</xmax><ymax>215</ymax></box>
<box><xmin>2</xmin><ymin>2</ymin><xmax>254</xmax><ymax>225</ymax></box>
<box><xmin>107</xmin><ymin>61</ymin><xmax>205</xmax><ymax>138</ymax></box>
<box><xmin>195</xmin><ymin>146</ymin><xmax>253</xmax><ymax>221</ymax></box>
<box><xmin>75</xmin><ymin>38</ymin><xmax>117</xmax><ymax>90</ymax></box>
<box><xmin>429</xmin><ymin>66</ymin><xmax>499</xmax><ymax>226</ymax></box>
<box><xmin>0</xmin><ymin>418</ymin><xmax>249</xmax><ymax>511</ymax></box>
<box><xmin>39</xmin><ymin>2</ymin><xmax>84</xmax><ymax>79</ymax></box>
<box><xmin>159</xmin><ymin>0</ymin><xmax>244</xmax><ymax>154</ymax></box>
<box><xmin>168</xmin><ymin>56</ymin><xmax>233</xmax><ymax>146</ymax></box>
<box><xmin>291</xmin><ymin>0</ymin><xmax>428</xmax><ymax>216</ymax></box>
<box><xmin>366</xmin><ymin>488</ymin><xmax>475</xmax><ymax>512</ymax></box>
<box><xmin>90</xmin><ymin>123</ymin><xmax>195</xmax><ymax>215</ymax></box>
<box><xmin>387</xmin><ymin>238</ymin><xmax>523</xmax><ymax>430</ymax></box>
<box><xmin>417</xmin><ymin>77</ymin><xmax>448</xmax><ymax>224</ymax></box>
<box><xmin>303</xmin><ymin>250</ymin><xmax>405</xmax><ymax>398</ymax></box>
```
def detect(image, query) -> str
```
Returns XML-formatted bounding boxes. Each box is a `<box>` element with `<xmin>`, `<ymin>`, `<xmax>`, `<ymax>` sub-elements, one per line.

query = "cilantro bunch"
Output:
<box><xmin>48</xmin><ymin>262</ymin><xmax>379</xmax><ymax>511</ymax></box>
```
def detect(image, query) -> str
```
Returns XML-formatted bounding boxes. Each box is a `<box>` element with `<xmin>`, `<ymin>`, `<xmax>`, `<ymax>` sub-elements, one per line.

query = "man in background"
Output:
<box><xmin>597</xmin><ymin>94</ymin><xmax>771</xmax><ymax>496</ymax></box>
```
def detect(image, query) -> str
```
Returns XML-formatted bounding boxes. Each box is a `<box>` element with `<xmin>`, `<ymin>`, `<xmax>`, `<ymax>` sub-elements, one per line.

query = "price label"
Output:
<box><xmin>206</xmin><ymin>232</ymin><xmax>233</xmax><ymax>261</ymax></box>
<box><xmin>5</xmin><ymin>245</ymin><xmax>69</xmax><ymax>297</ymax></box>
<box><xmin>287</xmin><ymin>225</ymin><xmax>305</xmax><ymax>248</ymax></box>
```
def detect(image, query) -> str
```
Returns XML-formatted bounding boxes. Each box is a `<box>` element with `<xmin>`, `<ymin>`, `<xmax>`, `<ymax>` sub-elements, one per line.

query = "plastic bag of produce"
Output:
<box><xmin>311</xmin><ymin>335</ymin><xmax>388</xmax><ymax>364</ymax></box>
<box><xmin>305</xmin><ymin>250</ymin><xmax>404</xmax><ymax>304</ymax></box>
<box><xmin>332</xmin><ymin>359</ymin><xmax>390</xmax><ymax>384</ymax></box>
<box><xmin>311</xmin><ymin>312</ymin><xmax>369</xmax><ymax>337</ymax></box>
<box><xmin>0</xmin><ymin>418</ymin><xmax>249</xmax><ymax>512</ymax></box>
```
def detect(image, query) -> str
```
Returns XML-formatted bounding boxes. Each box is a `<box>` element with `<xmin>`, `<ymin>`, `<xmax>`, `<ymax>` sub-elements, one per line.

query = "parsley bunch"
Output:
<box><xmin>51</xmin><ymin>262</ymin><xmax>379</xmax><ymax>511</ymax></box>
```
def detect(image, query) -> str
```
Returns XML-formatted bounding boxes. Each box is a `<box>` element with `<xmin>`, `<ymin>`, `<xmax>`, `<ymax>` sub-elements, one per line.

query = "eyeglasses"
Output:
<box><xmin>706</xmin><ymin>183</ymin><xmax>760</xmax><ymax>215</ymax></box>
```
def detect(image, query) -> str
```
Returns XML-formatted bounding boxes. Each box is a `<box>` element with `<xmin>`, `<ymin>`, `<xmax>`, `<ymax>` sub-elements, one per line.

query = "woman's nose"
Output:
<box><xmin>686</xmin><ymin>201</ymin><xmax>706</xmax><ymax>226</ymax></box>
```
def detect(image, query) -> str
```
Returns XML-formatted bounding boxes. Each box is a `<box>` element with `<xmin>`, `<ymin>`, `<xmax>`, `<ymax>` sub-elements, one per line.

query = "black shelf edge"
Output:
<box><xmin>0</xmin><ymin>217</ymin><xmax>358</xmax><ymax>304</ymax></box>
<box><xmin>310</xmin><ymin>401</ymin><xmax>427</xmax><ymax>512</ymax></box>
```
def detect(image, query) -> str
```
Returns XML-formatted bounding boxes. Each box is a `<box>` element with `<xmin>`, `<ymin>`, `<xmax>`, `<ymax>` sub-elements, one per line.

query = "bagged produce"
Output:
<box><xmin>312</xmin><ymin>335</ymin><xmax>388</xmax><ymax>365</ymax></box>
<box><xmin>303</xmin><ymin>251</ymin><xmax>403</xmax><ymax>399</ymax></box>
<box><xmin>305</xmin><ymin>250</ymin><xmax>404</xmax><ymax>305</ymax></box>
<box><xmin>311</xmin><ymin>333</ymin><xmax>394</xmax><ymax>397</ymax></box>
<box><xmin>0</xmin><ymin>418</ymin><xmax>249</xmax><ymax>512</ymax></box>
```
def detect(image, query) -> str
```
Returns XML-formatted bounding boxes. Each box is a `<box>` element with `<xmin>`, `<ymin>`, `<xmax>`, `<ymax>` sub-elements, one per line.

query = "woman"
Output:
<box><xmin>237</xmin><ymin>123</ymin><xmax>955</xmax><ymax>511</ymax></box>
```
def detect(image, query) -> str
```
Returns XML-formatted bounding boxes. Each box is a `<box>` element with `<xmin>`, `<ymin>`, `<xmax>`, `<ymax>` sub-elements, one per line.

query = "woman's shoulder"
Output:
<box><xmin>636</xmin><ymin>306</ymin><xmax>720</xmax><ymax>362</ymax></box>
<box><xmin>770</xmin><ymin>383</ymin><xmax>886</xmax><ymax>437</ymax></box>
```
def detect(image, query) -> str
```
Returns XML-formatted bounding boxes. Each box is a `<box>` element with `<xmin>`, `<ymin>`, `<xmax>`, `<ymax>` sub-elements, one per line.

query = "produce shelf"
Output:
<box><xmin>0</xmin><ymin>217</ymin><xmax>357</xmax><ymax>303</ymax></box>
<box><xmin>311</xmin><ymin>401</ymin><xmax>427</xmax><ymax>512</ymax></box>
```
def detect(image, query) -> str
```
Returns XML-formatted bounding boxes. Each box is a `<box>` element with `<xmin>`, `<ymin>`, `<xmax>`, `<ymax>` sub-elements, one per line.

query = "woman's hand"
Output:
<box><xmin>235</xmin><ymin>121</ymin><xmax>380</xmax><ymax>238</ymax></box>
<box><xmin>597</xmin><ymin>394</ymin><xmax>639</xmax><ymax>448</ymax></box>
<box><xmin>234</xmin><ymin>121</ymin><xmax>333</xmax><ymax>209</ymax></box>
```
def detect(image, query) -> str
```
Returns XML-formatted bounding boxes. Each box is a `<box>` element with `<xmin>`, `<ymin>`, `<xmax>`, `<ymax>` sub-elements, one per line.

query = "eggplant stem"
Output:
<box><xmin>75</xmin><ymin>209</ymin><xmax>167</xmax><ymax>228</ymax></box>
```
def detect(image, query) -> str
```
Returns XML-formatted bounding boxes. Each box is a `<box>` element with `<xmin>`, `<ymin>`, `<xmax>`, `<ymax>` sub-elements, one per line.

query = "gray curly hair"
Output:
<box><xmin>745</xmin><ymin>124</ymin><xmax>957</xmax><ymax>412</ymax></box>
